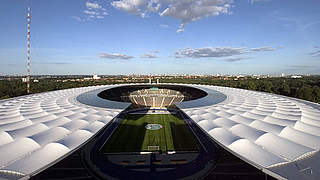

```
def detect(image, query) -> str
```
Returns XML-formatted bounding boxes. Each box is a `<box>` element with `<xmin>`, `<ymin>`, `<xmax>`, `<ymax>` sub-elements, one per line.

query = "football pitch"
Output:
<box><xmin>101</xmin><ymin>113</ymin><xmax>199</xmax><ymax>153</ymax></box>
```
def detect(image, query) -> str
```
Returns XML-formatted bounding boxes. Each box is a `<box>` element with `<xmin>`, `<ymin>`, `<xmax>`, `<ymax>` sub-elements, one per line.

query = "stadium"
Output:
<box><xmin>0</xmin><ymin>83</ymin><xmax>319</xmax><ymax>180</ymax></box>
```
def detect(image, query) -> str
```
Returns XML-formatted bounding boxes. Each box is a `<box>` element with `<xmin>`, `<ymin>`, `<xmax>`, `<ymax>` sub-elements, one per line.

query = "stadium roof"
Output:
<box><xmin>0</xmin><ymin>84</ymin><xmax>319</xmax><ymax>180</ymax></box>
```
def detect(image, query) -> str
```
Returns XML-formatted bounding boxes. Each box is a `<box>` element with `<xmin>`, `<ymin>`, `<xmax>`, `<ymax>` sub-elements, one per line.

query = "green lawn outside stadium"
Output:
<box><xmin>101</xmin><ymin>114</ymin><xmax>199</xmax><ymax>153</ymax></box>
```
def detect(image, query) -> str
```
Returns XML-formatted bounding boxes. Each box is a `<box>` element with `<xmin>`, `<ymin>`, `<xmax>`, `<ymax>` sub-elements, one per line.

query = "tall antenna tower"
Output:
<box><xmin>26</xmin><ymin>5</ymin><xmax>31</xmax><ymax>94</ymax></box>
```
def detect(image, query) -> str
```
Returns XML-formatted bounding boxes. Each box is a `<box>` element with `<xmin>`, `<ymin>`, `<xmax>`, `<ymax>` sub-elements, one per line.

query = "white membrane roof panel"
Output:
<box><xmin>0</xmin><ymin>85</ymin><xmax>130</xmax><ymax>179</ymax></box>
<box><xmin>0</xmin><ymin>84</ymin><xmax>319</xmax><ymax>180</ymax></box>
<box><xmin>175</xmin><ymin>84</ymin><xmax>320</xmax><ymax>180</ymax></box>
<box><xmin>3</xmin><ymin>143</ymin><xmax>70</xmax><ymax>175</ymax></box>
<box><xmin>228</xmin><ymin>139</ymin><xmax>286</xmax><ymax>167</ymax></box>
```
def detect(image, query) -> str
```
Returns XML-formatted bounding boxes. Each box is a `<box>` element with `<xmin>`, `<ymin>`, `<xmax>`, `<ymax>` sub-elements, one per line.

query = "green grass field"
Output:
<box><xmin>101</xmin><ymin>113</ymin><xmax>199</xmax><ymax>153</ymax></box>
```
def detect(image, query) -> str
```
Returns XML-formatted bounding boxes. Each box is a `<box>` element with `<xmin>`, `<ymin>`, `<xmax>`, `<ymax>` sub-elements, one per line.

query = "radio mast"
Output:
<box><xmin>26</xmin><ymin>5</ymin><xmax>31</xmax><ymax>93</ymax></box>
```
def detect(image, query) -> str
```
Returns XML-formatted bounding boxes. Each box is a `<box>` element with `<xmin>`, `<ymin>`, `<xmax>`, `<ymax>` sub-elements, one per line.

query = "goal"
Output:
<box><xmin>148</xmin><ymin>146</ymin><xmax>159</xmax><ymax>151</ymax></box>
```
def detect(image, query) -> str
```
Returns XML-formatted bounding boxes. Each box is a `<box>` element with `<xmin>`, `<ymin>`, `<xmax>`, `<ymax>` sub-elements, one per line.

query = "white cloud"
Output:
<box><xmin>147</xmin><ymin>0</ymin><xmax>161</xmax><ymax>12</ymax></box>
<box><xmin>84</xmin><ymin>10</ymin><xmax>97</xmax><ymax>15</ymax></box>
<box><xmin>140</xmin><ymin>53</ymin><xmax>158</xmax><ymax>58</ymax></box>
<box><xmin>310</xmin><ymin>50</ymin><xmax>320</xmax><ymax>57</ymax></box>
<box><xmin>160</xmin><ymin>1</ymin><xmax>231</xmax><ymax>29</ymax></box>
<box><xmin>175</xmin><ymin>47</ymin><xmax>247</xmax><ymax>58</ymax></box>
<box><xmin>250</xmin><ymin>46</ymin><xmax>275</xmax><ymax>52</ymax></box>
<box><xmin>176</xmin><ymin>28</ymin><xmax>184</xmax><ymax>33</ymax></box>
<box><xmin>224</xmin><ymin>57</ymin><xmax>250</xmax><ymax>62</ymax></box>
<box><xmin>111</xmin><ymin>0</ymin><xmax>233</xmax><ymax>31</ymax></box>
<box><xmin>99</xmin><ymin>53</ymin><xmax>134</xmax><ymax>59</ymax></box>
<box><xmin>72</xmin><ymin>1</ymin><xmax>108</xmax><ymax>21</ymax></box>
<box><xmin>71</xmin><ymin>16</ymin><xmax>84</xmax><ymax>22</ymax></box>
<box><xmin>174</xmin><ymin>46</ymin><xmax>277</xmax><ymax>59</ymax></box>
<box><xmin>151</xmin><ymin>50</ymin><xmax>160</xmax><ymax>53</ymax></box>
<box><xmin>111</xmin><ymin>0</ymin><xmax>148</xmax><ymax>15</ymax></box>
<box><xmin>86</xmin><ymin>2</ymin><xmax>101</xmax><ymax>9</ymax></box>
<box><xmin>175</xmin><ymin>24</ymin><xmax>185</xmax><ymax>33</ymax></box>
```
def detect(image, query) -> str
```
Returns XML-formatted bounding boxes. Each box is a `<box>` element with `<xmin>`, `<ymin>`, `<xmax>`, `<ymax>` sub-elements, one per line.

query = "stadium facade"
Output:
<box><xmin>0</xmin><ymin>84</ymin><xmax>319</xmax><ymax>180</ymax></box>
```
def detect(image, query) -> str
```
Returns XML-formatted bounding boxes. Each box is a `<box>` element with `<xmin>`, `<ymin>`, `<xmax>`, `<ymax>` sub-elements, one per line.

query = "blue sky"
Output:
<box><xmin>0</xmin><ymin>0</ymin><xmax>319</xmax><ymax>75</ymax></box>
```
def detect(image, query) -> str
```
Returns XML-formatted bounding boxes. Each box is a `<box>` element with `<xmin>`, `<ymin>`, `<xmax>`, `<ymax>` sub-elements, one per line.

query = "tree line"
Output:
<box><xmin>161</xmin><ymin>76</ymin><xmax>320</xmax><ymax>104</ymax></box>
<box><xmin>0</xmin><ymin>79</ymin><xmax>145</xmax><ymax>100</ymax></box>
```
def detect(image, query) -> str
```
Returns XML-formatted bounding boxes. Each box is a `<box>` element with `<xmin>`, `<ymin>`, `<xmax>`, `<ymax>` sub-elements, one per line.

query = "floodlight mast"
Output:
<box><xmin>26</xmin><ymin>4</ymin><xmax>31</xmax><ymax>94</ymax></box>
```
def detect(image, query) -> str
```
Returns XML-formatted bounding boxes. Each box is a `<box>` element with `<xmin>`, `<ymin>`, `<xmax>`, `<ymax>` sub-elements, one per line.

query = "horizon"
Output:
<box><xmin>1</xmin><ymin>73</ymin><xmax>317</xmax><ymax>77</ymax></box>
<box><xmin>0</xmin><ymin>0</ymin><xmax>320</xmax><ymax>75</ymax></box>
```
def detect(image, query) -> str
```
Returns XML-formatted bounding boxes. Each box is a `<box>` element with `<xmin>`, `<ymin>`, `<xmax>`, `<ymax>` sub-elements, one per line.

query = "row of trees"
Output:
<box><xmin>1</xmin><ymin>76</ymin><xmax>319</xmax><ymax>104</ymax></box>
<box><xmin>0</xmin><ymin>79</ymin><xmax>131</xmax><ymax>100</ymax></box>
<box><xmin>161</xmin><ymin>76</ymin><xmax>320</xmax><ymax>103</ymax></box>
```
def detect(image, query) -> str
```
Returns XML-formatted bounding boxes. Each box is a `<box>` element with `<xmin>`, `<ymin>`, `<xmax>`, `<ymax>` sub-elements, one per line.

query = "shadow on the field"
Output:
<box><xmin>123</xmin><ymin>113</ymin><xmax>149</xmax><ymax>121</ymax></box>
<box><xmin>102</xmin><ymin>122</ymin><xmax>147</xmax><ymax>153</ymax></box>
<box><xmin>163</xmin><ymin>109</ymin><xmax>199</xmax><ymax>152</ymax></box>
<box><xmin>170</xmin><ymin>122</ymin><xmax>199</xmax><ymax>152</ymax></box>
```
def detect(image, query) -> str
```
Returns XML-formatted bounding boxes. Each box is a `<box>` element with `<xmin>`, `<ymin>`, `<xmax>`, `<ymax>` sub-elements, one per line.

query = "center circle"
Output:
<box><xmin>145</xmin><ymin>124</ymin><xmax>163</xmax><ymax>130</ymax></box>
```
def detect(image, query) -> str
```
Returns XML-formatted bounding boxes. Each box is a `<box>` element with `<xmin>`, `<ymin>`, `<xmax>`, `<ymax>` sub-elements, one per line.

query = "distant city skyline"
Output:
<box><xmin>0</xmin><ymin>0</ymin><xmax>320</xmax><ymax>75</ymax></box>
